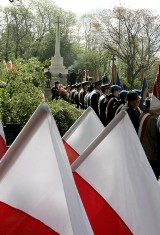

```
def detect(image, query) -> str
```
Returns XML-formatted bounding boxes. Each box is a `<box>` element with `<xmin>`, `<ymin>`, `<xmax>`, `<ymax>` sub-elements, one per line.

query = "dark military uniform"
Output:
<box><xmin>79</xmin><ymin>81</ymin><xmax>89</xmax><ymax>109</ymax></box>
<box><xmin>90</xmin><ymin>80</ymin><xmax>102</xmax><ymax>116</ymax></box>
<box><xmin>121</xmin><ymin>103</ymin><xmax>140</xmax><ymax>133</ymax></box>
<box><xmin>70</xmin><ymin>69</ymin><xmax>77</xmax><ymax>85</ymax></box>
<box><xmin>99</xmin><ymin>94</ymin><xmax>108</xmax><ymax>126</ymax></box>
<box><xmin>90</xmin><ymin>90</ymin><xmax>101</xmax><ymax>116</ymax></box>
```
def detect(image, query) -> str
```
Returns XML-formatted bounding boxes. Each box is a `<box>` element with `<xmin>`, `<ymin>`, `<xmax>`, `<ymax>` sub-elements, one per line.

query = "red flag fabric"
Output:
<box><xmin>71</xmin><ymin>111</ymin><xmax>160</xmax><ymax>235</ymax></box>
<box><xmin>85</xmin><ymin>69</ymin><xmax>89</xmax><ymax>81</ymax></box>
<box><xmin>152</xmin><ymin>65</ymin><xmax>160</xmax><ymax>100</ymax></box>
<box><xmin>0</xmin><ymin>103</ymin><xmax>93</xmax><ymax>235</ymax></box>
<box><xmin>7</xmin><ymin>60</ymin><xmax>13</xmax><ymax>69</ymax></box>
<box><xmin>0</xmin><ymin>120</ymin><xmax>7</xmax><ymax>160</ymax></box>
<box><xmin>62</xmin><ymin>107</ymin><xmax>104</xmax><ymax>164</ymax></box>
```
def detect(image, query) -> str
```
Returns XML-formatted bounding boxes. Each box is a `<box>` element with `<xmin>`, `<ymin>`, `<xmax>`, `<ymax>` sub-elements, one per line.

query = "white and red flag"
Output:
<box><xmin>150</xmin><ymin>64</ymin><xmax>160</xmax><ymax>110</ymax></box>
<box><xmin>62</xmin><ymin>107</ymin><xmax>104</xmax><ymax>164</ymax></box>
<box><xmin>0</xmin><ymin>120</ymin><xmax>7</xmax><ymax>160</ymax></box>
<box><xmin>72</xmin><ymin>110</ymin><xmax>160</xmax><ymax>235</ymax></box>
<box><xmin>7</xmin><ymin>60</ymin><xmax>13</xmax><ymax>69</ymax></box>
<box><xmin>0</xmin><ymin>103</ymin><xmax>93</xmax><ymax>235</ymax></box>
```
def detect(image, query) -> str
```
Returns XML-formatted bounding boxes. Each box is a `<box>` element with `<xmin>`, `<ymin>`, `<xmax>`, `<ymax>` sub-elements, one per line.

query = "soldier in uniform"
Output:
<box><xmin>51</xmin><ymin>80</ymin><xmax>60</xmax><ymax>100</ymax></box>
<box><xmin>139</xmin><ymin>98</ymin><xmax>160</xmax><ymax>179</ymax></box>
<box><xmin>44</xmin><ymin>69</ymin><xmax>51</xmax><ymax>88</ymax></box>
<box><xmin>76</xmin><ymin>70</ymin><xmax>83</xmax><ymax>83</ymax></box>
<box><xmin>79</xmin><ymin>81</ymin><xmax>89</xmax><ymax>109</ymax></box>
<box><xmin>84</xmin><ymin>83</ymin><xmax>94</xmax><ymax>109</ymax></box>
<box><xmin>121</xmin><ymin>91</ymin><xmax>141</xmax><ymax>133</ymax></box>
<box><xmin>98</xmin><ymin>83</ymin><xmax>111</xmax><ymax>126</ymax></box>
<box><xmin>67</xmin><ymin>69</ymin><xmax>71</xmax><ymax>85</ymax></box>
<box><xmin>105</xmin><ymin>85</ymin><xmax>121</xmax><ymax>125</ymax></box>
<box><xmin>114</xmin><ymin>90</ymin><xmax>129</xmax><ymax>115</ymax></box>
<box><xmin>70</xmin><ymin>84</ymin><xmax>77</xmax><ymax>104</ymax></box>
<box><xmin>70</xmin><ymin>69</ymin><xmax>77</xmax><ymax>85</ymax></box>
<box><xmin>74</xmin><ymin>83</ymin><xmax>82</xmax><ymax>109</ymax></box>
<box><xmin>90</xmin><ymin>80</ymin><xmax>102</xmax><ymax>117</ymax></box>
<box><xmin>102</xmin><ymin>71</ymin><xmax>110</xmax><ymax>84</ymax></box>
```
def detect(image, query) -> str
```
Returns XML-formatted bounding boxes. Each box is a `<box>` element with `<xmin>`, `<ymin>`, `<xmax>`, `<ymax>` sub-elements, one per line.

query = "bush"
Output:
<box><xmin>47</xmin><ymin>99</ymin><xmax>83</xmax><ymax>136</ymax></box>
<box><xmin>0</xmin><ymin>58</ymin><xmax>45</xmax><ymax>126</ymax></box>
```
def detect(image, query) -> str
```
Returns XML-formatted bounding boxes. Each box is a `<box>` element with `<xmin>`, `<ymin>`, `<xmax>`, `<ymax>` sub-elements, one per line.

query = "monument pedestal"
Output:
<box><xmin>49</xmin><ymin>56</ymin><xmax>68</xmax><ymax>77</ymax></box>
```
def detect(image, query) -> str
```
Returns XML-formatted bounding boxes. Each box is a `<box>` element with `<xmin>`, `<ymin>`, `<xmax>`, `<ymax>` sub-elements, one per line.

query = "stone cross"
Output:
<box><xmin>54</xmin><ymin>16</ymin><xmax>62</xmax><ymax>57</ymax></box>
<box><xmin>111</xmin><ymin>55</ymin><xmax>116</xmax><ymax>64</ymax></box>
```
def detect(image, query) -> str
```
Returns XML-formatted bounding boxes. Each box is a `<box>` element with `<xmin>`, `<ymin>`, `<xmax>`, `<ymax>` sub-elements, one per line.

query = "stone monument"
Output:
<box><xmin>49</xmin><ymin>16</ymin><xmax>68</xmax><ymax>78</ymax></box>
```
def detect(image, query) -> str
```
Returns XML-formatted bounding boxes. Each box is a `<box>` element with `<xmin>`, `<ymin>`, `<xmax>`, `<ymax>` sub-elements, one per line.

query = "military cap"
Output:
<box><xmin>132</xmin><ymin>89</ymin><xmax>142</xmax><ymax>96</ymax></box>
<box><xmin>127</xmin><ymin>91</ymin><xmax>140</xmax><ymax>101</ymax></box>
<box><xmin>93</xmin><ymin>80</ymin><xmax>102</xmax><ymax>86</ymax></box>
<box><xmin>82</xmin><ymin>81</ymin><xmax>90</xmax><ymax>85</ymax></box>
<box><xmin>76</xmin><ymin>83</ymin><xmax>82</xmax><ymax>88</ymax></box>
<box><xmin>101</xmin><ymin>83</ymin><xmax>111</xmax><ymax>88</ymax></box>
<box><xmin>111</xmin><ymin>85</ymin><xmax>121</xmax><ymax>93</ymax></box>
<box><xmin>120</xmin><ymin>90</ymin><xmax>129</xmax><ymax>97</ymax></box>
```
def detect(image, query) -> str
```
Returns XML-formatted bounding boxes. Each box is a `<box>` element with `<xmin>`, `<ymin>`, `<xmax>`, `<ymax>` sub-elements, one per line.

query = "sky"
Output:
<box><xmin>0</xmin><ymin>0</ymin><xmax>160</xmax><ymax>15</ymax></box>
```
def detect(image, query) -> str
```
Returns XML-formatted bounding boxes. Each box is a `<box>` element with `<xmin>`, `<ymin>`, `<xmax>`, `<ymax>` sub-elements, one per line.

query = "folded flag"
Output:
<box><xmin>0</xmin><ymin>102</ymin><xmax>93</xmax><ymax>235</ymax></box>
<box><xmin>62</xmin><ymin>107</ymin><xmax>104</xmax><ymax>164</ymax></box>
<box><xmin>72</xmin><ymin>111</ymin><xmax>160</xmax><ymax>235</ymax></box>
<box><xmin>0</xmin><ymin>120</ymin><xmax>7</xmax><ymax>160</ymax></box>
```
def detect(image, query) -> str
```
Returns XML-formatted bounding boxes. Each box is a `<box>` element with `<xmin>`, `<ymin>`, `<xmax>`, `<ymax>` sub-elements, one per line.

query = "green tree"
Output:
<box><xmin>98</xmin><ymin>7</ymin><xmax>160</xmax><ymax>85</ymax></box>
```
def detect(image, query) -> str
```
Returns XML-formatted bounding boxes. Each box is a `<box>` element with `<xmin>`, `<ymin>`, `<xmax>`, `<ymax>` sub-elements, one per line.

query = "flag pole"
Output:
<box><xmin>111</xmin><ymin>55</ymin><xmax>116</xmax><ymax>85</ymax></box>
<box><xmin>71</xmin><ymin>110</ymin><xmax>127</xmax><ymax>171</ymax></box>
<box><xmin>140</xmin><ymin>64</ymin><xmax>144</xmax><ymax>87</ymax></box>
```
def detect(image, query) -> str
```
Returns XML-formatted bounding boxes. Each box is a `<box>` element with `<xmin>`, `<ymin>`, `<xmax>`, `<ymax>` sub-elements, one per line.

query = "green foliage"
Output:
<box><xmin>47</xmin><ymin>99</ymin><xmax>83</xmax><ymax>136</ymax></box>
<box><xmin>0</xmin><ymin>58</ymin><xmax>45</xmax><ymax>126</ymax></box>
<box><xmin>133</xmin><ymin>78</ymin><xmax>142</xmax><ymax>90</ymax></box>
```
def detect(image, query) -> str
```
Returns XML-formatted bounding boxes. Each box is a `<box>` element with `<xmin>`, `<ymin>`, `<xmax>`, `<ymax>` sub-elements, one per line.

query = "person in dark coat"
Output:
<box><xmin>121</xmin><ymin>91</ymin><xmax>141</xmax><ymax>133</ymax></box>
<box><xmin>84</xmin><ymin>83</ymin><xmax>94</xmax><ymax>109</ymax></box>
<box><xmin>105</xmin><ymin>85</ymin><xmax>121</xmax><ymax>125</ymax></box>
<box><xmin>139</xmin><ymin>99</ymin><xmax>160</xmax><ymax>179</ymax></box>
<box><xmin>51</xmin><ymin>80</ymin><xmax>60</xmax><ymax>100</ymax></box>
<box><xmin>102</xmin><ymin>72</ymin><xmax>110</xmax><ymax>84</ymax></box>
<box><xmin>79</xmin><ymin>81</ymin><xmax>90</xmax><ymax>109</ymax></box>
<box><xmin>69</xmin><ymin>84</ymin><xmax>76</xmax><ymax>104</ymax></box>
<box><xmin>98</xmin><ymin>83</ymin><xmax>111</xmax><ymax>126</ymax></box>
<box><xmin>90</xmin><ymin>80</ymin><xmax>102</xmax><ymax>117</ymax></box>
<box><xmin>76</xmin><ymin>70</ymin><xmax>83</xmax><ymax>83</ymax></box>
<box><xmin>114</xmin><ymin>90</ymin><xmax>129</xmax><ymax>115</ymax></box>
<box><xmin>74</xmin><ymin>83</ymin><xmax>82</xmax><ymax>109</ymax></box>
<box><xmin>70</xmin><ymin>69</ymin><xmax>77</xmax><ymax>85</ymax></box>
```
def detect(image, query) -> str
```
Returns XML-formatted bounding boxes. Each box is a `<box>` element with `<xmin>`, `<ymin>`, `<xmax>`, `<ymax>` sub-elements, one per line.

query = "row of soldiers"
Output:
<box><xmin>51</xmin><ymin>79</ymin><xmax>142</xmax><ymax>132</ymax></box>
<box><xmin>69</xmin><ymin>79</ymin><xmax>141</xmax><ymax>131</ymax></box>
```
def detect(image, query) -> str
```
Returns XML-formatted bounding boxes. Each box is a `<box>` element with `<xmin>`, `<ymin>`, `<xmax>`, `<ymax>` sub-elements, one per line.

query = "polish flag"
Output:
<box><xmin>0</xmin><ymin>120</ymin><xmax>7</xmax><ymax>160</ymax></box>
<box><xmin>0</xmin><ymin>103</ymin><xmax>93</xmax><ymax>235</ymax></box>
<box><xmin>150</xmin><ymin>64</ymin><xmax>160</xmax><ymax>110</ymax></box>
<box><xmin>62</xmin><ymin>107</ymin><xmax>104</xmax><ymax>164</ymax></box>
<box><xmin>72</xmin><ymin>111</ymin><xmax>160</xmax><ymax>235</ymax></box>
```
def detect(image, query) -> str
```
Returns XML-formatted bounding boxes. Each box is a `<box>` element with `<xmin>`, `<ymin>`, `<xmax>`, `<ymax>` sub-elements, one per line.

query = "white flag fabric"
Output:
<box><xmin>63</xmin><ymin>107</ymin><xmax>104</xmax><ymax>164</ymax></box>
<box><xmin>0</xmin><ymin>102</ymin><xmax>93</xmax><ymax>235</ymax></box>
<box><xmin>150</xmin><ymin>94</ymin><xmax>160</xmax><ymax>110</ymax></box>
<box><xmin>0</xmin><ymin>120</ymin><xmax>7</xmax><ymax>160</ymax></box>
<box><xmin>72</xmin><ymin>111</ymin><xmax>160</xmax><ymax>235</ymax></box>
